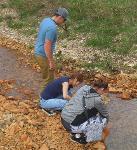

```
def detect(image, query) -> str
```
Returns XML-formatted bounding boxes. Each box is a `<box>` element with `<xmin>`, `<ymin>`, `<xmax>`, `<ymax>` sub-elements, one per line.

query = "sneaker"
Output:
<box><xmin>42</xmin><ymin>109</ymin><xmax>56</xmax><ymax>116</ymax></box>
<box><xmin>70</xmin><ymin>134</ymin><xmax>87</xmax><ymax>144</ymax></box>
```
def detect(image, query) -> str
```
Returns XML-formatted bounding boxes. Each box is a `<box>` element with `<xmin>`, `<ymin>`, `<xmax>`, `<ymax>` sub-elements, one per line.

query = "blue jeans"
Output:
<box><xmin>40</xmin><ymin>88</ymin><xmax>74</xmax><ymax>110</ymax></box>
<box><xmin>40</xmin><ymin>97</ymin><xmax>68</xmax><ymax>110</ymax></box>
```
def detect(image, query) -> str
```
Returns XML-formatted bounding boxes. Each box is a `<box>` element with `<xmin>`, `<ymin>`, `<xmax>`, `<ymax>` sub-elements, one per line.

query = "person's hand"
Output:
<box><xmin>49</xmin><ymin>61</ymin><xmax>55</xmax><ymax>70</ymax></box>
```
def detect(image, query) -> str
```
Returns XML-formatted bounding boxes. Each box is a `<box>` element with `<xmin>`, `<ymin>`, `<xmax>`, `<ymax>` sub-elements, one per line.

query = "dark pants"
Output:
<box><xmin>61</xmin><ymin>118</ymin><xmax>71</xmax><ymax>132</ymax></box>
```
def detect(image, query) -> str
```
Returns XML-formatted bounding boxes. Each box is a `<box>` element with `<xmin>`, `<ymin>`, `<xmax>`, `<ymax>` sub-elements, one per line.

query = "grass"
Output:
<box><xmin>81</xmin><ymin>58</ymin><xmax>115</xmax><ymax>72</ymax></box>
<box><xmin>6</xmin><ymin>18</ymin><xmax>27</xmax><ymax>29</ymax></box>
<box><xmin>4</xmin><ymin>0</ymin><xmax>45</xmax><ymax>36</ymax></box>
<box><xmin>133</xmin><ymin>65</ymin><xmax>137</xmax><ymax>70</ymax></box>
<box><xmin>0</xmin><ymin>3</ymin><xmax>9</xmax><ymax>8</ymax></box>
<box><xmin>0</xmin><ymin>16</ymin><xmax>3</xmax><ymax>22</ymax></box>
<box><xmin>2</xmin><ymin>0</ymin><xmax>137</xmax><ymax>54</ymax></box>
<box><xmin>65</xmin><ymin>0</ymin><xmax>137</xmax><ymax>54</ymax></box>
<box><xmin>8</xmin><ymin>0</ymin><xmax>45</xmax><ymax>19</ymax></box>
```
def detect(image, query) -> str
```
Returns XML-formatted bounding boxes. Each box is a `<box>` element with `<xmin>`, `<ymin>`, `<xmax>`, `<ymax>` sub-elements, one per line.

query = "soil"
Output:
<box><xmin>0</xmin><ymin>47</ymin><xmax>137</xmax><ymax>150</ymax></box>
<box><xmin>0</xmin><ymin>47</ymin><xmax>43</xmax><ymax>99</ymax></box>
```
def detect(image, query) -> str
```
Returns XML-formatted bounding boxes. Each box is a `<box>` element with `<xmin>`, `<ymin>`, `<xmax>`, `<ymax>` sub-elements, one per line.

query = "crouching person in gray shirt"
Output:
<box><xmin>61</xmin><ymin>80</ymin><xmax>109</xmax><ymax>145</ymax></box>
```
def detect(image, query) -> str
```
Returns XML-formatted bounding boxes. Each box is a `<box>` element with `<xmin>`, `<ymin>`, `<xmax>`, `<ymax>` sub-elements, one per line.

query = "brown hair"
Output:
<box><xmin>70</xmin><ymin>73</ymin><xmax>84</xmax><ymax>82</ymax></box>
<box><xmin>93</xmin><ymin>80</ymin><xmax>108</xmax><ymax>89</ymax></box>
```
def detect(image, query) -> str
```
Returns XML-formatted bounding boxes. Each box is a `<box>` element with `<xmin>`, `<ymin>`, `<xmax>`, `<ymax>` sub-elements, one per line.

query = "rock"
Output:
<box><xmin>109</xmin><ymin>87</ymin><xmax>123</xmax><ymax>93</ymax></box>
<box><xmin>93</xmin><ymin>142</ymin><xmax>106</xmax><ymax>150</ymax></box>
<box><xmin>18</xmin><ymin>121</ymin><xmax>24</xmax><ymax>127</ymax></box>
<box><xmin>0</xmin><ymin>95</ymin><xmax>6</xmax><ymax>102</ymax></box>
<box><xmin>5</xmin><ymin>122</ymin><xmax>21</xmax><ymax>136</ymax></box>
<box><xmin>20</xmin><ymin>108</ymin><xmax>29</xmax><ymax>115</ymax></box>
<box><xmin>120</xmin><ymin>91</ymin><xmax>131</xmax><ymax>100</ymax></box>
<box><xmin>25</xmin><ymin>116</ymin><xmax>41</xmax><ymax>126</ymax></box>
<box><xmin>0</xmin><ymin>120</ymin><xmax>6</xmax><ymax>129</ymax></box>
<box><xmin>39</xmin><ymin>144</ymin><xmax>49</xmax><ymax>150</ymax></box>
<box><xmin>3</xmin><ymin>102</ymin><xmax>20</xmax><ymax>113</ymax></box>
<box><xmin>20</xmin><ymin>134</ymin><xmax>28</xmax><ymax>142</ymax></box>
<box><xmin>20</xmin><ymin>134</ymin><xmax>33</xmax><ymax>148</ymax></box>
<box><xmin>24</xmin><ymin>136</ymin><xmax>33</xmax><ymax>148</ymax></box>
<box><xmin>95</xmin><ymin>73</ymin><xmax>103</xmax><ymax>79</ymax></box>
<box><xmin>7</xmin><ymin>96</ymin><xmax>15</xmax><ymax>100</ymax></box>
<box><xmin>3</xmin><ymin>113</ymin><xmax>14</xmax><ymax>122</ymax></box>
<box><xmin>19</xmin><ymin>102</ymin><xmax>30</xmax><ymax>109</ymax></box>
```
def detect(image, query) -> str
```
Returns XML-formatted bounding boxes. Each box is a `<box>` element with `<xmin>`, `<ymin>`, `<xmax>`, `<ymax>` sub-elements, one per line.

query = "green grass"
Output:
<box><xmin>58</xmin><ymin>0</ymin><xmax>137</xmax><ymax>54</ymax></box>
<box><xmin>4</xmin><ymin>0</ymin><xmax>137</xmax><ymax>54</ymax></box>
<box><xmin>44</xmin><ymin>0</ymin><xmax>137</xmax><ymax>55</ymax></box>
<box><xmin>0</xmin><ymin>16</ymin><xmax>3</xmax><ymax>22</ymax></box>
<box><xmin>5</xmin><ymin>16</ymin><xmax>37</xmax><ymax>36</ymax></box>
<box><xmin>5</xmin><ymin>0</ymin><xmax>45</xmax><ymax>36</ymax></box>
<box><xmin>133</xmin><ymin>64</ymin><xmax>137</xmax><ymax>70</ymax></box>
<box><xmin>82</xmin><ymin>58</ymin><xmax>115</xmax><ymax>72</ymax></box>
<box><xmin>6</xmin><ymin>18</ymin><xmax>26</xmax><ymax>29</ymax></box>
<box><xmin>8</xmin><ymin>0</ymin><xmax>45</xmax><ymax>19</ymax></box>
<box><xmin>0</xmin><ymin>3</ymin><xmax>9</xmax><ymax>8</ymax></box>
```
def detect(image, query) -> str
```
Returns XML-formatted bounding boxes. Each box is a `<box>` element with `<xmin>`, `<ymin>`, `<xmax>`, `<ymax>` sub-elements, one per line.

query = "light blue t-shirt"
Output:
<box><xmin>34</xmin><ymin>18</ymin><xmax>57</xmax><ymax>57</ymax></box>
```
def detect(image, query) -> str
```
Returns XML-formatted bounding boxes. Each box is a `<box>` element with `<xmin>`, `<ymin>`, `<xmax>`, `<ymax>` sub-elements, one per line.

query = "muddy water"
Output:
<box><xmin>106</xmin><ymin>95</ymin><xmax>137</xmax><ymax>150</ymax></box>
<box><xmin>0</xmin><ymin>47</ymin><xmax>43</xmax><ymax>99</ymax></box>
<box><xmin>0</xmin><ymin>47</ymin><xmax>137</xmax><ymax>150</ymax></box>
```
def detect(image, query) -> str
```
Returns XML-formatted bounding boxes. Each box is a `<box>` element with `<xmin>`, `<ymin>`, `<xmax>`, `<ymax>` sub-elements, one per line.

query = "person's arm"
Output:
<box><xmin>44</xmin><ymin>28</ymin><xmax>56</xmax><ymax>70</ymax></box>
<box><xmin>62</xmin><ymin>82</ymin><xmax>71</xmax><ymax>100</ymax></box>
<box><xmin>44</xmin><ymin>40</ymin><xmax>55</xmax><ymax>69</ymax></box>
<box><xmin>94</xmin><ymin>98</ymin><xmax>109</xmax><ymax>121</ymax></box>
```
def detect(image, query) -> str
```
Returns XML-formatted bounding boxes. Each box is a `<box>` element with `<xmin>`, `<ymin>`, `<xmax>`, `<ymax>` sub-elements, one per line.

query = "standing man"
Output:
<box><xmin>34</xmin><ymin>8</ymin><xmax>69</xmax><ymax>86</ymax></box>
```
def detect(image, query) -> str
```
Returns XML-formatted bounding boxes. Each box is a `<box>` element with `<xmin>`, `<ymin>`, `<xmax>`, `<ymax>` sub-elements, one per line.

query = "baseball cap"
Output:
<box><xmin>54</xmin><ymin>8</ymin><xmax>69</xmax><ymax>20</ymax></box>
